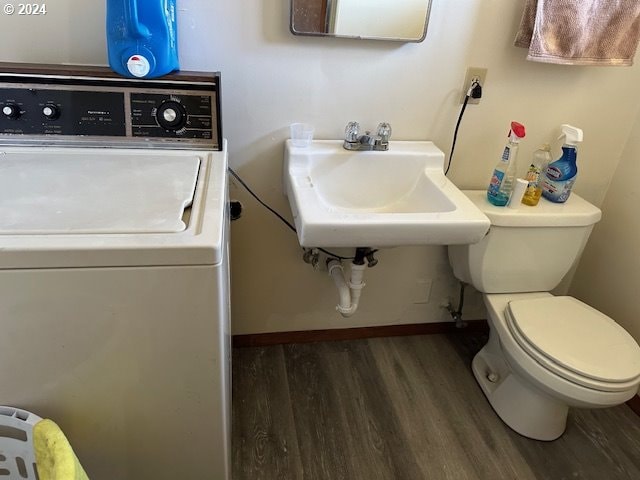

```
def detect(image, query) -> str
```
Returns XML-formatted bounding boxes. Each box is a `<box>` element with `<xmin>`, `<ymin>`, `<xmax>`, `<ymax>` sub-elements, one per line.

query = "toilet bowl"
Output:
<box><xmin>475</xmin><ymin>292</ymin><xmax>640</xmax><ymax>441</ymax></box>
<box><xmin>448</xmin><ymin>191</ymin><xmax>640</xmax><ymax>440</ymax></box>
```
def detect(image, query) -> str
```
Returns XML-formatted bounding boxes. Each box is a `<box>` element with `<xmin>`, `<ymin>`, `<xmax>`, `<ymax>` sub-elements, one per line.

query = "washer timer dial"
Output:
<box><xmin>156</xmin><ymin>101</ymin><xmax>187</xmax><ymax>131</ymax></box>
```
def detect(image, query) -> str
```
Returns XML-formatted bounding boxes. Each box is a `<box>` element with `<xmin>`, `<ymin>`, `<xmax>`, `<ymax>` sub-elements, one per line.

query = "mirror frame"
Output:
<box><xmin>289</xmin><ymin>0</ymin><xmax>432</xmax><ymax>43</ymax></box>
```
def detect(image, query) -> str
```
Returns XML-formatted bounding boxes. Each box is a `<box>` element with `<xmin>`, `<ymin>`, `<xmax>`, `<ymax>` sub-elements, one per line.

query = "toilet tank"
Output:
<box><xmin>448</xmin><ymin>191</ymin><xmax>602</xmax><ymax>293</ymax></box>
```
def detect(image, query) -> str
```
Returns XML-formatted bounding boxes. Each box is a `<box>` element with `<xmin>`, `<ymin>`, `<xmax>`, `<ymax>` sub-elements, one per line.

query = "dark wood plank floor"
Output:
<box><xmin>232</xmin><ymin>333</ymin><xmax>640</xmax><ymax>479</ymax></box>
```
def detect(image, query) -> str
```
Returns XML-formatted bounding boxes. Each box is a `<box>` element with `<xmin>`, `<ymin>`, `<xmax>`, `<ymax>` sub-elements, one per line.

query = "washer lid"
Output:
<box><xmin>0</xmin><ymin>151</ymin><xmax>200</xmax><ymax>234</ymax></box>
<box><xmin>507</xmin><ymin>296</ymin><xmax>640</xmax><ymax>383</ymax></box>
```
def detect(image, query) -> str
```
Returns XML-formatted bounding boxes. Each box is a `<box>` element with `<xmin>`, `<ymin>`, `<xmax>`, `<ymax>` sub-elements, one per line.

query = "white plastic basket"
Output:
<box><xmin>0</xmin><ymin>406</ymin><xmax>42</xmax><ymax>479</ymax></box>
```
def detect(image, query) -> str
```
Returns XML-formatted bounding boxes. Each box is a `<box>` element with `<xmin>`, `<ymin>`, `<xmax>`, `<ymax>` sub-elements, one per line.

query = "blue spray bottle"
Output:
<box><xmin>541</xmin><ymin>125</ymin><xmax>583</xmax><ymax>203</ymax></box>
<box><xmin>106</xmin><ymin>0</ymin><xmax>179</xmax><ymax>79</ymax></box>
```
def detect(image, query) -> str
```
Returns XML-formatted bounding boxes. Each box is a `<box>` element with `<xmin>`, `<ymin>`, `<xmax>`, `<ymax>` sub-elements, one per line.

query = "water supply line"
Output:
<box><xmin>446</xmin><ymin>281</ymin><xmax>467</xmax><ymax>328</ymax></box>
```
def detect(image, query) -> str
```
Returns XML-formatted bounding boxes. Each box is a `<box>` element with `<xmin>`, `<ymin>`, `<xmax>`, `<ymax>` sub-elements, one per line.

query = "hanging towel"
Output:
<box><xmin>515</xmin><ymin>0</ymin><xmax>640</xmax><ymax>65</ymax></box>
<box><xmin>33</xmin><ymin>419</ymin><xmax>90</xmax><ymax>480</ymax></box>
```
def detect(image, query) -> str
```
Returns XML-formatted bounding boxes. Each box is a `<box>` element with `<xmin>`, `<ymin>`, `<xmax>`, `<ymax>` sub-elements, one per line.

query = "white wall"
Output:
<box><xmin>0</xmin><ymin>2</ymin><xmax>105</xmax><ymax>64</ymax></box>
<box><xmin>570</xmin><ymin>114</ymin><xmax>640</xmax><ymax>342</ymax></box>
<box><xmin>2</xmin><ymin>0</ymin><xmax>640</xmax><ymax>334</ymax></box>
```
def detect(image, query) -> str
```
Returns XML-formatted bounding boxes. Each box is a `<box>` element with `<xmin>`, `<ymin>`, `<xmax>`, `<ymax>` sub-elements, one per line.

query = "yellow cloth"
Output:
<box><xmin>33</xmin><ymin>419</ymin><xmax>89</xmax><ymax>480</ymax></box>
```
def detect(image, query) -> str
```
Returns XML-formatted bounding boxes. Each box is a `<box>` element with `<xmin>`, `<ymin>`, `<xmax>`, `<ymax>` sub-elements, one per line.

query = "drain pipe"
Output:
<box><xmin>327</xmin><ymin>248</ymin><xmax>373</xmax><ymax>317</ymax></box>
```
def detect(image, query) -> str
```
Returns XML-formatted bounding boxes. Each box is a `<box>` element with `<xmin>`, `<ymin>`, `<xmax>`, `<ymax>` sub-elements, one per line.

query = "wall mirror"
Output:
<box><xmin>290</xmin><ymin>0</ymin><xmax>432</xmax><ymax>42</ymax></box>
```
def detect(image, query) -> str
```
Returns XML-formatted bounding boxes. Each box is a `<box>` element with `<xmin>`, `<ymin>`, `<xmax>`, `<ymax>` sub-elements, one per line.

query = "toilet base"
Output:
<box><xmin>471</xmin><ymin>329</ymin><xmax>568</xmax><ymax>441</ymax></box>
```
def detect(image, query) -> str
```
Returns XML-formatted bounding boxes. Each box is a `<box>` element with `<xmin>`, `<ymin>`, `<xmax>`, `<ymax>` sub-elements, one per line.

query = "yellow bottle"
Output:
<box><xmin>522</xmin><ymin>143</ymin><xmax>551</xmax><ymax>206</ymax></box>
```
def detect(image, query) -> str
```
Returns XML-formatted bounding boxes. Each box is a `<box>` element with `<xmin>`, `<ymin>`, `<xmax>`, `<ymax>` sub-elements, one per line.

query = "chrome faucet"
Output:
<box><xmin>343</xmin><ymin>122</ymin><xmax>392</xmax><ymax>151</ymax></box>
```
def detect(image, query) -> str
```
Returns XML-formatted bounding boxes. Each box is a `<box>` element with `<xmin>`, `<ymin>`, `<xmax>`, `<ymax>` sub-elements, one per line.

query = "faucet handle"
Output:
<box><xmin>345</xmin><ymin>121</ymin><xmax>360</xmax><ymax>142</ymax></box>
<box><xmin>376</xmin><ymin>122</ymin><xmax>392</xmax><ymax>142</ymax></box>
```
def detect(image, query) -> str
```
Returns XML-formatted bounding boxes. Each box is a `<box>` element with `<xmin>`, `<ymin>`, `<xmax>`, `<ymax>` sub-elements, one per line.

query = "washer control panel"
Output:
<box><xmin>130</xmin><ymin>93</ymin><xmax>213</xmax><ymax>139</ymax></box>
<box><xmin>0</xmin><ymin>68</ymin><xmax>221</xmax><ymax>150</ymax></box>
<box><xmin>0</xmin><ymin>89</ymin><xmax>127</xmax><ymax>137</ymax></box>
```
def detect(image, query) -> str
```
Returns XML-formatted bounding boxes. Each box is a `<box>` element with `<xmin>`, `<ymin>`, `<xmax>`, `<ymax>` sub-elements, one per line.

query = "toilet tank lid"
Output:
<box><xmin>462</xmin><ymin>190</ymin><xmax>602</xmax><ymax>227</ymax></box>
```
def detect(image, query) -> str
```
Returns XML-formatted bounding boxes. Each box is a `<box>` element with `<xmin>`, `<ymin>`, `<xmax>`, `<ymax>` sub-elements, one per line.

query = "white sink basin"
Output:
<box><xmin>284</xmin><ymin>140</ymin><xmax>490</xmax><ymax>247</ymax></box>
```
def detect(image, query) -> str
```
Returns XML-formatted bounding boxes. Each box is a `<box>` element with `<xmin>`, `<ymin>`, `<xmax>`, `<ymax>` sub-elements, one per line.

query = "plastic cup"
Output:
<box><xmin>290</xmin><ymin>123</ymin><xmax>314</xmax><ymax>147</ymax></box>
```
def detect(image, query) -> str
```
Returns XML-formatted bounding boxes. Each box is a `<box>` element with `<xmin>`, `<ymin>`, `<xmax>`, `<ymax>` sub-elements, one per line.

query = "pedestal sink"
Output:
<box><xmin>284</xmin><ymin>140</ymin><xmax>490</xmax><ymax>247</ymax></box>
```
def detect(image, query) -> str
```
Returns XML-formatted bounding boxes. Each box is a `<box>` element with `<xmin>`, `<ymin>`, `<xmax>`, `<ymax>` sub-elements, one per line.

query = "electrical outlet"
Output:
<box><xmin>461</xmin><ymin>67</ymin><xmax>487</xmax><ymax>105</ymax></box>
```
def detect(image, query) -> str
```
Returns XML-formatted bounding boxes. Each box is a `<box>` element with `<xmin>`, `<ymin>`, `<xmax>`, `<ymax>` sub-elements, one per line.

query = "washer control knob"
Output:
<box><xmin>163</xmin><ymin>108</ymin><xmax>178</xmax><ymax>123</ymax></box>
<box><xmin>2</xmin><ymin>104</ymin><xmax>21</xmax><ymax>119</ymax></box>
<box><xmin>156</xmin><ymin>101</ymin><xmax>187</xmax><ymax>131</ymax></box>
<box><xmin>42</xmin><ymin>104</ymin><xmax>60</xmax><ymax>120</ymax></box>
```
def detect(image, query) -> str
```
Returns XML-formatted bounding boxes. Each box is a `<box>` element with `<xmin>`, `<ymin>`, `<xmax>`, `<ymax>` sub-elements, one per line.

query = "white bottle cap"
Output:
<box><xmin>560</xmin><ymin>124</ymin><xmax>583</xmax><ymax>146</ymax></box>
<box><xmin>508</xmin><ymin>178</ymin><xmax>529</xmax><ymax>209</ymax></box>
<box><xmin>127</xmin><ymin>55</ymin><xmax>151</xmax><ymax>78</ymax></box>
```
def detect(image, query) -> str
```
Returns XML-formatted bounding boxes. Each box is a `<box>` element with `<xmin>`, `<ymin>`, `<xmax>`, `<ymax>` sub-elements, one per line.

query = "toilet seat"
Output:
<box><xmin>505</xmin><ymin>296</ymin><xmax>640</xmax><ymax>392</ymax></box>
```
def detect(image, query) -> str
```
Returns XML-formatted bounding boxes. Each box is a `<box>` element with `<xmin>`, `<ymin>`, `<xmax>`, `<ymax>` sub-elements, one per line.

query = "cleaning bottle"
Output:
<box><xmin>106</xmin><ymin>0</ymin><xmax>179</xmax><ymax>79</ymax></box>
<box><xmin>487</xmin><ymin>121</ymin><xmax>526</xmax><ymax>206</ymax></box>
<box><xmin>522</xmin><ymin>144</ymin><xmax>552</xmax><ymax>206</ymax></box>
<box><xmin>541</xmin><ymin>125</ymin><xmax>583</xmax><ymax>203</ymax></box>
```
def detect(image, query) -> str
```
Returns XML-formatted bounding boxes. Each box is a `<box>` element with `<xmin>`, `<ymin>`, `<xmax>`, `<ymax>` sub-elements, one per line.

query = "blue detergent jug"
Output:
<box><xmin>106</xmin><ymin>0</ymin><xmax>179</xmax><ymax>79</ymax></box>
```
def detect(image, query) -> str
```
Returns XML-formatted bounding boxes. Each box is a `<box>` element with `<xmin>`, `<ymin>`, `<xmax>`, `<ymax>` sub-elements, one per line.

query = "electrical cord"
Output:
<box><xmin>228</xmin><ymin>167</ymin><xmax>364</xmax><ymax>261</ymax></box>
<box><xmin>228</xmin><ymin>167</ymin><xmax>297</xmax><ymax>233</ymax></box>
<box><xmin>445</xmin><ymin>81</ymin><xmax>482</xmax><ymax>176</ymax></box>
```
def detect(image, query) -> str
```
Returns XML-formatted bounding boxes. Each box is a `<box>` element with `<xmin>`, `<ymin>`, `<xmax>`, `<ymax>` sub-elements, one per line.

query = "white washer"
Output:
<box><xmin>0</xmin><ymin>65</ymin><xmax>230</xmax><ymax>479</ymax></box>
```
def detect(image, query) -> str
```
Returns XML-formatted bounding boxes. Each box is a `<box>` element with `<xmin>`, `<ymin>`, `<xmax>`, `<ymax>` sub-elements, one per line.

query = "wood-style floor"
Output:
<box><xmin>232</xmin><ymin>333</ymin><xmax>640</xmax><ymax>479</ymax></box>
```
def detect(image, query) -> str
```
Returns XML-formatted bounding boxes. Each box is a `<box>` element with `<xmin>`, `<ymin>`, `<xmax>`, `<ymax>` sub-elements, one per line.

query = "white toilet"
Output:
<box><xmin>448</xmin><ymin>190</ymin><xmax>640</xmax><ymax>441</ymax></box>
